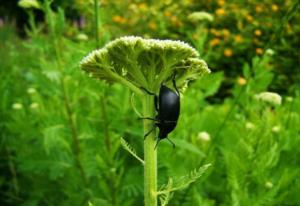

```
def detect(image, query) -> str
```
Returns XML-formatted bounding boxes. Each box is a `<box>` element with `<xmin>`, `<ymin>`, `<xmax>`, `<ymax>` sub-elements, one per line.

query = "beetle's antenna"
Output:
<box><xmin>166</xmin><ymin>137</ymin><xmax>176</xmax><ymax>148</ymax></box>
<box><xmin>144</xmin><ymin>126</ymin><xmax>156</xmax><ymax>140</ymax></box>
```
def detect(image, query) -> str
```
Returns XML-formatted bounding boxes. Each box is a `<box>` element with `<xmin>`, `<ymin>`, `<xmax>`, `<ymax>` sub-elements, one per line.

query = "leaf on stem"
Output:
<box><xmin>157</xmin><ymin>163</ymin><xmax>211</xmax><ymax>205</ymax></box>
<box><xmin>120</xmin><ymin>137</ymin><xmax>144</xmax><ymax>165</ymax></box>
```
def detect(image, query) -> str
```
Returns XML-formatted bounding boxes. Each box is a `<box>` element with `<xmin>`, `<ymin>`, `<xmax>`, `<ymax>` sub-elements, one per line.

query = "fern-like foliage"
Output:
<box><xmin>120</xmin><ymin>137</ymin><xmax>144</xmax><ymax>165</ymax></box>
<box><xmin>157</xmin><ymin>163</ymin><xmax>211</xmax><ymax>206</ymax></box>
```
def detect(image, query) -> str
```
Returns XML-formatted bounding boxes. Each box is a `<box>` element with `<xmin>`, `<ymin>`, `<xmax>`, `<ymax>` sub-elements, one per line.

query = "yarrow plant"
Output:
<box><xmin>187</xmin><ymin>11</ymin><xmax>214</xmax><ymax>23</ymax></box>
<box><xmin>80</xmin><ymin>36</ymin><xmax>211</xmax><ymax>206</ymax></box>
<box><xmin>254</xmin><ymin>91</ymin><xmax>282</xmax><ymax>106</ymax></box>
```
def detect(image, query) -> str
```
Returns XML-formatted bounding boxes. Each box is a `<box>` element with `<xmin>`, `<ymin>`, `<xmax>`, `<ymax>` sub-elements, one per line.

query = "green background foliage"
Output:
<box><xmin>1</xmin><ymin>0</ymin><xmax>300</xmax><ymax>206</ymax></box>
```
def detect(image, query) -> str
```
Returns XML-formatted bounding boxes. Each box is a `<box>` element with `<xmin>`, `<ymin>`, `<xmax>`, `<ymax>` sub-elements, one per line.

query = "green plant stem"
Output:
<box><xmin>142</xmin><ymin>94</ymin><xmax>157</xmax><ymax>206</ymax></box>
<box><xmin>94</xmin><ymin>0</ymin><xmax>100</xmax><ymax>48</ymax></box>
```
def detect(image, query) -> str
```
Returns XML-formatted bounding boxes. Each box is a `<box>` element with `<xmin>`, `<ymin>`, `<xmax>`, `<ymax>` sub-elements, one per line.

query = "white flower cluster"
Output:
<box><xmin>254</xmin><ymin>92</ymin><xmax>282</xmax><ymax>106</ymax></box>
<box><xmin>188</xmin><ymin>12</ymin><xmax>214</xmax><ymax>23</ymax></box>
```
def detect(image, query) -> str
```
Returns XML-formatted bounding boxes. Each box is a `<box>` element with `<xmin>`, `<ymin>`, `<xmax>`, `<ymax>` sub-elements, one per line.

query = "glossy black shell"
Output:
<box><xmin>156</xmin><ymin>85</ymin><xmax>180</xmax><ymax>139</ymax></box>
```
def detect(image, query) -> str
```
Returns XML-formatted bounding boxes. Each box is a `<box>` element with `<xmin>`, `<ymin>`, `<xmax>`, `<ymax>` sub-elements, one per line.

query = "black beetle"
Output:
<box><xmin>140</xmin><ymin>74</ymin><xmax>180</xmax><ymax>149</ymax></box>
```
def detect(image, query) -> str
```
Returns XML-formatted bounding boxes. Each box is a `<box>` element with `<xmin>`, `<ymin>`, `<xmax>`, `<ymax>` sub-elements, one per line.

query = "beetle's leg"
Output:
<box><xmin>166</xmin><ymin>137</ymin><xmax>176</xmax><ymax>148</ymax></box>
<box><xmin>138</xmin><ymin>117</ymin><xmax>158</xmax><ymax>121</ymax></box>
<box><xmin>154</xmin><ymin>138</ymin><xmax>161</xmax><ymax>150</ymax></box>
<box><xmin>144</xmin><ymin>126</ymin><xmax>156</xmax><ymax>140</ymax></box>
<box><xmin>140</xmin><ymin>87</ymin><xmax>156</xmax><ymax>96</ymax></box>
<box><xmin>172</xmin><ymin>72</ymin><xmax>180</xmax><ymax>97</ymax></box>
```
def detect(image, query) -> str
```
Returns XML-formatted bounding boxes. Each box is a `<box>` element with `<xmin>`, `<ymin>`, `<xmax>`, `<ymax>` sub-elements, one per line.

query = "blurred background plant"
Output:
<box><xmin>0</xmin><ymin>0</ymin><xmax>300</xmax><ymax>206</ymax></box>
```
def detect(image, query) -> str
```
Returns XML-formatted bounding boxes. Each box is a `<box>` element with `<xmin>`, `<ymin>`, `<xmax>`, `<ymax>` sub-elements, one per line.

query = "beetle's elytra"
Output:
<box><xmin>140</xmin><ymin>74</ymin><xmax>180</xmax><ymax>149</ymax></box>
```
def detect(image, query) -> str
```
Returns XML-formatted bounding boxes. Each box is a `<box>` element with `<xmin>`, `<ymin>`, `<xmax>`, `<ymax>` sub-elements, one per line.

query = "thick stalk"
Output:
<box><xmin>143</xmin><ymin>95</ymin><xmax>157</xmax><ymax>206</ymax></box>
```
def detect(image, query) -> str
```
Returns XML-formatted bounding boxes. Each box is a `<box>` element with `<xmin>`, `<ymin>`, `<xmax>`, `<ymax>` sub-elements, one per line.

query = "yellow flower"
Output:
<box><xmin>256</xmin><ymin>48</ymin><xmax>263</xmax><ymax>55</ymax></box>
<box><xmin>170</xmin><ymin>16</ymin><xmax>182</xmax><ymax>27</ymax></box>
<box><xmin>148</xmin><ymin>21</ymin><xmax>157</xmax><ymax>31</ymax></box>
<box><xmin>224</xmin><ymin>48</ymin><xmax>233</xmax><ymax>57</ymax></box>
<box><xmin>215</xmin><ymin>8</ymin><xmax>226</xmax><ymax>16</ymax></box>
<box><xmin>237</xmin><ymin>77</ymin><xmax>247</xmax><ymax>85</ymax></box>
<box><xmin>112</xmin><ymin>15</ymin><xmax>126</xmax><ymax>24</ymax></box>
<box><xmin>210</xmin><ymin>28</ymin><xmax>222</xmax><ymax>37</ymax></box>
<box><xmin>210</xmin><ymin>38</ymin><xmax>221</xmax><ymax>46</ymax></box>
<box><xmin>234</xmin><ymin>35</ymin><xmax>243</xmax><ymax>43</ymax></box>
<box><xmin>255</xmin><ymin>5</ymin><xmax>263</xmax><ymax>13</ymax></box>
<box><xmin>138</xmin><ymin>3</ymin><xmax>148</xmax><ymax>11</ymax></box>
<box><xmin>192</xmin><ymin>34</ymin><xmax>199</xmax><ymax>40</ymax></box>
<box><xmin>254</xmin><ymin>29</ymin><xmax>262</xmax><ymax>36</ymax></box>
<box><xmin>217</xmin><ymin>0</ymin><xmax>225</xmax><ymax>6</ymax></box>
<box><xmin>222</xmin><ymin>29</ymin><xmax>230</xmax><ymax>37</ymax></box>
<box><xmin>272</xmin><ymin>4</ymin><xmax>279</xmax><ymax>12</ymax></box>
<box><xmin>246</xmin><ymin>15</ymin><xmax>253</xmax><ymax>22</ymax></box>
<box><xmin>164</xmin><ymin>11</ymin><xmax>172</xmax><ymax>17</ymax></box>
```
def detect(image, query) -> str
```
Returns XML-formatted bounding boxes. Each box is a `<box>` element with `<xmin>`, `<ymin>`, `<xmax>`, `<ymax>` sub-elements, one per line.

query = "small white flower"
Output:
<box><xmin>254</xmin><ymin>92</ymin><xmax>282</xmax><ymax>106</ymax></box>
<box><xmin>30</xmin><ymin>102</ymin><xmax>39</xmax><ymax>109</ymax></box>
<box><xmin>12</xmin><ymin>103</ymin><xmax>23</xmax><ymax>110</ymax></box>
<box><xmin>197</xmin><ymin>131</ymin><xmax>211</xmax><ymax>142</ymax></box>
<box><xmin>245</xmin><ymin>122</ymin><xmax>255</xmax><ymax>130</ymax></box>
<box><xmin>272</xmin><ymin>126</ymin><xmax>280</xmax><ymax>133</ymax></box>
<box><xmin>76</xmin><ymin>33</ymin><xmax>89</xmax><ymax>41</ymax></box>
<box><xmin>265</xmin><ymin>181</ymin><xmax>273</xmax><ymax>189</ymax></box>
<box><xmin>265</xmin><ymin>49</ymin><xmax>275</xmax><ymax>56</ymax></box>
<box><xmin>27</xmin><ymin>87</ymin><xmax>36</xmax><ymax>94</ymax></box>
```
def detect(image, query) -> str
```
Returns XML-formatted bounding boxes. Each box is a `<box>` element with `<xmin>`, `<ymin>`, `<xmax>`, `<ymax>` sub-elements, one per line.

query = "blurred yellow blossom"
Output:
<box><xmin>254</xmin><ymin>29</ymin><xmax>262</xmax><ymax>36</ymax></box>
<box><xmin>224</xmin><ymin>48</ymin><xmax>233</xmax><ymax>57</ymax></box>
<box><xmin>272</xmin><ymin>4</ymin><xmax>279</xmax><ymax>12</ymax></box>
<box><xmin>234</xmin><ymin>35</ymin><xmax>243</xmax><ymax>43</ymax></box>
<box><xmin>215</xmin><ymin>8</ymin><xmax>226</xmax><ymax>16</ymax></box>
<box><xmin>222</xmin><ymin>29</ymin><xmax>230</xmax><ymax>37</ymax></box>
<box><xmin>210</xmin><ymin>38</ymin><xmax>221</xmax><ymax>46</ymax></box>
<box><xmin>138</xmin><ymin>3</ymin><xmax>148</xmax><ymax>11</ymax></box>
<box><xmin>217</xmin><ymin>0</ymin><xmax>225</xmax><ymax>6</ymax></box>
<box><xmin>237</xmin><ymin>77</ymin><xmax>247</xmax><ymax>85</ymax></box>
<box><xmin>170</xmin><ymin>16</ymin><xmax>182</xmax><ymax>27</ymax></box>
<box><xmin>256</xmin><ymin>48</ymin><xmax>263</xmax><ymax>55</ymax></box>
<box><xmin>148</xmin><ymin>21</ymin><xmax>157</xmax><ymax>31</ymax></box>
<box><xmin>246</xmin><ymin>15</ymin><xmax>253</xmax><ymax>22</ymax></box>
<box><xmin>255</xmin><ymin>5</ymin><xmax>263</xmax><ymax>13</ymax></box>
<box><xmin>112</xmin><ymin>15</ymin><xmax>126</xmax><ymax>24</ymax></box>
<box><xmin>164</xmin><ymin>11</ymin><xmax>172</xmax><ymax>17</ymax></box>
<box><xmin>210</xmin><ymin>28</ymin><xmax>222</xmax><ymax>37</ymax></box>
<box><xmin>192</xmin><ymin>34</ymin><xmax>199</xmax><ymax>40</ymax></box>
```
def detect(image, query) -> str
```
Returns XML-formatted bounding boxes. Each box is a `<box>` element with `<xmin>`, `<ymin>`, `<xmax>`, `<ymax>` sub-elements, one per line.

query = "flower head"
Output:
<box><xmin>254</xmin><ymin>92</ymin><xmax>282</xmax><ymax>106</ymax></box>
<box><xmin>197</xmin><ymin>131</ymin><xmax>211</xmax><ymax>142</ymax></box>
<box><xmin>12</xmin><ymin>103</ymin><xmax>23</xmax><ymax>110</ymax></box>
<box><xmin>245</xmin><ymin>122</ymin><xmax>255</xmax><ymax>130</ymax></box>
<box><xmin>80</xmin><ymin>36</ymin><xmax>210</xmax><ymax>93</ymax></box>
<box><xmin>27</xmin><ymin>87</ymin><xmax>37</xmax><ymax>94</ymax></box>
<box><xmin>18</xmin><ymin>0</ymin><xmax>41</xmax><ymax>9</ymax></box>
<box><xmin>188</xmin><ymin>12</ymin><xmax>214</xmax><ymax>23</ymax></box>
